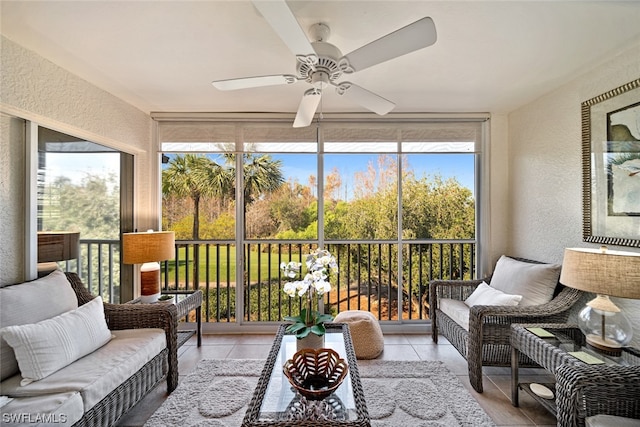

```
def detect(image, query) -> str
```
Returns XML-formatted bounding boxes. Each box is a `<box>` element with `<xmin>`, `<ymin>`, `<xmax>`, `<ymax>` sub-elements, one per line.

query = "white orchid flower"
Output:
<box><xmin>296</xmin><ymin>281</ymin><xmax>310</xmax><ymax>297</ymax></box>
<box><xmin>283</xmin><ymin>282</ymin><xmax>298</xmax><ymax>297</ymax></box>
<box><xmin>314</xmin><ymin>280</ymin><xmax>331</xmax><ymax>295</ymax></box>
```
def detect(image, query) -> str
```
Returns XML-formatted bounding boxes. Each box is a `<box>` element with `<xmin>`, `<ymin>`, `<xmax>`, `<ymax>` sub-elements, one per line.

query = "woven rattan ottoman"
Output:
<box><xmin>333</xmin><ymin>310</ymin><xmax>384</xmax><ymax>359</ymax></box>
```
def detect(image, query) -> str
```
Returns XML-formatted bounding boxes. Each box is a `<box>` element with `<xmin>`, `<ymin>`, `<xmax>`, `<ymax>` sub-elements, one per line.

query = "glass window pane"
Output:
<box><xmin>38</xmin><ymin>129</ymin><xmax>120</xmax><ymax>240</ymax></box>
<box><xmin>402</xmin><ymin>153</ymin><xmax>475</xmax><ymax>239</ymax></box>
<box><xmin>162</xmin><ymin>153</ymin><xmax>236</xmax><ymax>240</ymax></box>
<box><xmin>324</xmin><ymin>154</ymin><xmax>398</xmax><ymax>240</ymax></box>
<box><xmin>244</xmin><ymin>153</ymin><xmax>317</xmax><ymax>239</ymax></box>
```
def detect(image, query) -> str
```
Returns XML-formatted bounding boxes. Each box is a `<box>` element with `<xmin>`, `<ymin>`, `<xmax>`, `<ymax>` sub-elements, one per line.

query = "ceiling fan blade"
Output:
<box><xmin>252</xmin><ymin>0</ymin><xmax>316</xmax><ymax>57</ymax></box>
<box><xmin>212</xmin><ymin>74</ymin><xmax>297</xmax><ymax>91</ymax></box>
<box><xmin>293</xmin><ymin>89</ymin><xmax>321</xmax><ymax>128</ymax></box>
<box><xmin>335</xmin><ymin>82</ymin><xmax>395</xmax><ymax>115</ymax></box>
<box><xmin>342</xmin><ymin>17</ymin><xmax>437</xmax><ymax>72</ymax></box>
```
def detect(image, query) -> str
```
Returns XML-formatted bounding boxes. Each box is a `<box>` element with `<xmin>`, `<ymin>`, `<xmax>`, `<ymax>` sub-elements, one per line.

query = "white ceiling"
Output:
<box><xmin>2</xmin><ymin>1</ymin><xmax>640</xmax><ymax>117</ymax></box>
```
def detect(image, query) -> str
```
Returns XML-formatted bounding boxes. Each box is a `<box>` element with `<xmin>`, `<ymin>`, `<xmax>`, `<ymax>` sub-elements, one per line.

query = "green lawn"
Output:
<box><xmin>162</xmin><ymin>244</ymin><xmax>303</xmax><ymax>283</ymax></box>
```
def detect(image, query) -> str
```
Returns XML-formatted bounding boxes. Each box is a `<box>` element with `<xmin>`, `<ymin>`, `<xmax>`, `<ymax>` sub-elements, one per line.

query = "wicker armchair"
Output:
<box><xmin>556</xmin><ymin>357</ymin><xmax>640</xmax><ymax>427</ymax></box>
<box><xmin>64</xmin><ymin>272</ymin><xmax>179</xmax><ymax>426</ymax></box>
<box><xmin>428</xmin><ymin>257</ymin><xmax>583</xmax><ymax>393</ymax></box>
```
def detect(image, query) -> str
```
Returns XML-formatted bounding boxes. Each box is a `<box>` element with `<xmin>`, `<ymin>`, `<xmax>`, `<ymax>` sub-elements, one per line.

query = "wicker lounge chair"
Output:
<box><xmin>429</xmin><ymin>257</ymin><xmax>583</xmax><ymax>393</ymax></box>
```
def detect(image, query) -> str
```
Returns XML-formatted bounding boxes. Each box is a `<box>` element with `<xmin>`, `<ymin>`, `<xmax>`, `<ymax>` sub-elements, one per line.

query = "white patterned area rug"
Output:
<box><xmin>144</xmin><ymin>359</ymin><xmax>496</xmax><ymax>427</ymax></box>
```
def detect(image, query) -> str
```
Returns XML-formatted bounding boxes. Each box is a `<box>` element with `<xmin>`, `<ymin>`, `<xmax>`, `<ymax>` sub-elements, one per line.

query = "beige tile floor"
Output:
<box><xmin>118</xmin><ymin>333</ymin><xmax>557</xmax><ymax>426</ymax></box>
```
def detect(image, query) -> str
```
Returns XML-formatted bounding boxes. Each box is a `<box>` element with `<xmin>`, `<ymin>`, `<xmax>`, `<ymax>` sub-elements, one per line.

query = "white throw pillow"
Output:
<box><xmin>0</xmin><ymin>270</ymin><xmax>78</xmax><ymax>382</ymax></box>
<box><xmin>0</xmin><ymin>296</ymin><xmax>112</xmax><ymax>386</ymax></box>
<box><xmin>465</xmin><ymin>282</ymin><xmax>522</xmax><ymax>307</ymax></box>
<box><xmin>489</xmin><ymin>256</ymin><xmax>561</xmax><ymax>307</ymax></box>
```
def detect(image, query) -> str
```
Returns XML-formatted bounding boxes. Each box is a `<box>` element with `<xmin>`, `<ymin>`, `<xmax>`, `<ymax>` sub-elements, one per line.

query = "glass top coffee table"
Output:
<box><xmin>242</xmin><ymin>323</ymin><xmax>370</xmax><ymax>427</ymax></box>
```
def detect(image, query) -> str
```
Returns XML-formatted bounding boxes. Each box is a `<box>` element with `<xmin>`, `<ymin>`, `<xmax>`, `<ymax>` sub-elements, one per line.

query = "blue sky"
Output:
<box><xmin>275</xmin><ymin>153</ymin><xmax>475</xmax><ymax>199</ymax></box>
<box><xmin>44</xmin><ymin>153</ymin><xmax>120</xmax><ymax>185</ymax></box>
<box><xmin>47</xmin><ymin>151</ymin><xmax>474</xmax><ymax>200</ymax></box>
<box><xmin>161</xmin><ymin>152</ymin><xmax>475</xmax><ymax>200</ymax></box>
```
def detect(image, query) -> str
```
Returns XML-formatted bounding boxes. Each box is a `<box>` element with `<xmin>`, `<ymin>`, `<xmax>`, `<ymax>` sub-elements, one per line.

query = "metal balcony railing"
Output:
<box><xmin>72</xmin><ymin>239</ymin><xmax>476</xmax><ymax>323</ymax></box>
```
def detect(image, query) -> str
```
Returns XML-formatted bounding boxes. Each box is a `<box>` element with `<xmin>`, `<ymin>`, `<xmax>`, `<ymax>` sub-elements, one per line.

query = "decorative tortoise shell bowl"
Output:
<box><xmin>283</xmin><ymin>347</ymin><xmax>349</xmax><ymax>400</ymax></box>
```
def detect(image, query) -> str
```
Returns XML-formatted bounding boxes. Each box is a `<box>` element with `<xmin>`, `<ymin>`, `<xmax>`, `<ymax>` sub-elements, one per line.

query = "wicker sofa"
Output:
<box><xmin>0</xmin><ymin>271</ymin><xmax>178</xmax><ymax>427</ymax></box>
<box><xmin>429</xmin><ymin>256</ymin><xmax>583</xmax><ymax>393</ymax></box>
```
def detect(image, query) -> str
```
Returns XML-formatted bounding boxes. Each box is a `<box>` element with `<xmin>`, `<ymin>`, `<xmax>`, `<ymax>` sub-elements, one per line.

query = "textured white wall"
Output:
<box><xmin>0</xmin><ymin>114</ymin><xmax>26</xmax><ymax>285</ymax></box>
<box><xmin>508</xmin><ymin>40</ymin><xmax>640</xmax><ymax>346</ymax></box>
<box><xmin>0</xmin><ymin>36</ymin><xmax>156</xmax><ymax>282</ymax></box>
<box><xmin>486</xmin><ymin>114</ymin><xmax>510</xmax><ymax>270</ymax></box>
<box><xmin>508</xmin><ymin>41</ymin><xmax>640</xmax><ymax>262</ymax></box>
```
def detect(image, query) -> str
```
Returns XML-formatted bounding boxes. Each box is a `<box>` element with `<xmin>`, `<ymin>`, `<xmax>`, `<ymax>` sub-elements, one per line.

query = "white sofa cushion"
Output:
<box><xmin>439</xmin><ymin>299</ymin><xmax>471</xmax><ymax>331</ymax></box>
<box><xmin>0</xmin><ymin>391</ymin><xmax>83</xmax><ymax>427</ymax></box>
<box><xmin>489</xmin><ymin>255</ymin><xmax>561</xmax><ymax>307</ymax></box>
<box><xmin>0</xmin><ymin>270</ymin><xmax>78</xmax><ymax>382</ymax></box>
<box><xmin>1</xmin><ymin>297</ymin><xmax>112</xmax><ymax>386</ymax></box>
<box><xmin>465</xmin><ymin>282</ymin><xmax>522</xmax><ymax>307</ymax></box>
<box><xmin>0</xmin><ymin>328</ymin><xmax>166</xmax><ymax>411</ymax></box>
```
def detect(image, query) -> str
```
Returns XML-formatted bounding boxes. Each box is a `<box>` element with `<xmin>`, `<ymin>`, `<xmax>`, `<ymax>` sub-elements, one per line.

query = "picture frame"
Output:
<box><xmin>582</xmin><ymin>78</ymin><xmax>640</xmax><ymax>248</ymax></box>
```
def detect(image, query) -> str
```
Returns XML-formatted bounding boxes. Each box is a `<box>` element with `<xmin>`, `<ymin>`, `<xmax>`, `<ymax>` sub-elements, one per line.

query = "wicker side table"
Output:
<box><xmin>127</xmin><ymin>290</ymin><xmax>203</xmax><ymax>347</ymax></box>
<box><xmin>510</xmin><ymin>323</ymin><xmax>640</xmax><ymax>427</ymax></box>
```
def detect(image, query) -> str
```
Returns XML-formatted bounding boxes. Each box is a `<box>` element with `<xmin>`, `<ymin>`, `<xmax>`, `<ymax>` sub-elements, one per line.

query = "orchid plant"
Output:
<box><xmin>281</xmin><ymin>249</ymin><xmax>338</xmax><ymax>338</ymax></box>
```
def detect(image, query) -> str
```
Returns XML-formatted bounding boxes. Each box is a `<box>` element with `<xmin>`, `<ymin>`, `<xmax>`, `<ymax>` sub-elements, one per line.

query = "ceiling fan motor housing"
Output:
<box><xmin>297</xmin><ymin>41</ymin><xmax>344</xmax><ymax>87</ymax></box>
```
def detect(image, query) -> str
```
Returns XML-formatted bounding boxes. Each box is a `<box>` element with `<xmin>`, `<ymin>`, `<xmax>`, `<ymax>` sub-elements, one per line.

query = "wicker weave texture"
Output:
<box><xmin>511</xmin><ymin>324</ymin><xmax>640</xmax><ymax>427</ymax></box>
<box><xmin>428</xmin><ymin>257</ymin><xmax>583</xmax><ymax>393</ymax></box>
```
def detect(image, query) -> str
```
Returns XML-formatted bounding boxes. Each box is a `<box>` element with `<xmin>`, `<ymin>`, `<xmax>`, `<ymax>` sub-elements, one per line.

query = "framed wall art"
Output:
<box><xmin>582</xmin><ymin>78</ymin><xmax>640</xmax><ymax>248</ymax></box>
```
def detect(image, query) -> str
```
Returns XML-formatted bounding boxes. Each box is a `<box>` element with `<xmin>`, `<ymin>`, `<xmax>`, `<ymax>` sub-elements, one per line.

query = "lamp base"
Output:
<box><xmin>585</xmin><ymin>334</ymin><xmax>623</xmax><ymax>356</ymax></box>
<box><xmin>140</xmin><ymin>262</ymin><xmax>160</xmax><ymax>303</ymax></box>
<box><xmin>37</xmin><ymin>262</ymin><xmax>60</xmax><ymax>278</ymax></box>
<box><xmin>140</xmin><ymin>292</ymin><xmax>161</xmax><ymax>304</ymax></box>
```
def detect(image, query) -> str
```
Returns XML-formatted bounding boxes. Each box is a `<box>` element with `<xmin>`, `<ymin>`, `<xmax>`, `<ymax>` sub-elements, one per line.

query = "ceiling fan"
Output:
<box><xmin>212</xmin><ymin>0</ymin><xmax>437</xmax><ymax>128</ymax></box>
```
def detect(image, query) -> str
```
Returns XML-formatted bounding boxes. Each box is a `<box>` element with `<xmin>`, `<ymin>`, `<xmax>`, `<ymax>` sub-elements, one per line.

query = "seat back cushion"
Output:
<box><xmin>489</xmin><ymin>256</ymin><xmax>561</xmax><ymax>307</ymax></box>
<box><xmin>0</xmin><ymin>270</ymin><xmax>78</xmax><ymax>382</ymax></box>
<box><xmin>1</xmin><ymin>296</ymin><xmax>112</xmax><ymax>386</ymax></box>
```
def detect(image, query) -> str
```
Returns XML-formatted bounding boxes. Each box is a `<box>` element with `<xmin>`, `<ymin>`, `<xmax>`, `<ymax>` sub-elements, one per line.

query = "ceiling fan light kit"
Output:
<box><xmin>212</xmin><ymin>0</ymin><xmax>437</xmax><ymax>127</ymax></box>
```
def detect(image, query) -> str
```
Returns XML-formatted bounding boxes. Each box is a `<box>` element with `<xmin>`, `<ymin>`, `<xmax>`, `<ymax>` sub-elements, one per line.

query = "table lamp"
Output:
<box><xmin>37</xmin><ymin>231</ymin><xmax>80</xmax><ymax>277</ymax></box>
<box><xmin>560</xmin><ymin>247</ymin><xmax>640</xmax><ymax>354</ymax></box>
<box><xmin>122</xmin><ymin>230</ymin><xmax>175</xmax><ymax>303</ymax></box>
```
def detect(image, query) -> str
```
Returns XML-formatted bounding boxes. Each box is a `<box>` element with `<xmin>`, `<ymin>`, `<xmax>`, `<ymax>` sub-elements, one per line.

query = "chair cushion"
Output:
<box><xmin>439</xmin><ymin>299</ymin><xmax>470</xmax><ymax>331</ymax></box>
<box><xmin>1</xmin><ymin>297</ymin><xmax>112</xmax><ymax>386</ymax></box>
<box><xmin>0</xmin><ymin>328</ymin><xmax>166</xmax><ymax>411</ymax></box>
<box><xmin>0</xmin><ymin>271</ymin><xmax>78</xmax><ymax>382</ymax></box>
<box><xmin>333</xmin><ymin>310</ymin><xmax>384</xmax><ymax>359</ymax></box>
<box><xmin>465</xmin><ymin>282</ymin><xmax>522</xmax><ymax>307</ymax></box>
<box><xmin>489</xmin><ymin>256</ymin><xmax>561</xmax><ymax>307</ymax></box>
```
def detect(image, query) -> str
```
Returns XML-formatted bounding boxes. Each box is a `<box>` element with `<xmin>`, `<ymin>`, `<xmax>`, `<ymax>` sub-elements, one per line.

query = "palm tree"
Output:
<box><xmin>222</xmin><ymin>152</ymin><xmax>285</xmax><ymax>214</ymax></box>
<box><xmin>162</xmin><ymin>154</ymin><xmax>231</xmax><ymax>240</ymax></box>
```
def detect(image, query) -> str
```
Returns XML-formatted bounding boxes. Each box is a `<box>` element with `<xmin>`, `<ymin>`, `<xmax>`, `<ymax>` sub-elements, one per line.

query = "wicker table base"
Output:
<box><xmin>511</xmin><ymin>323</ymin><xmax>640</xmax><ymax>426</ymax></box>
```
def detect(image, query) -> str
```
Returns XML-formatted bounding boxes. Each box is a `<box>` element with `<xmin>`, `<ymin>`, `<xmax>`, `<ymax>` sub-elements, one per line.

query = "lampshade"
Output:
<box><xmin>122</xmin><ymin>231</ymin><xmax>175</xmax><ymax>265</ymax></box>
<box><xmin>560</xmin><ymin>247</ymin><xmax>640</xmax><ymax>298</ymax></box>
<box><xmin>38</xmin><ymin>231</ymin><xmax>80</xmax><ymax>263</ymax></box>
